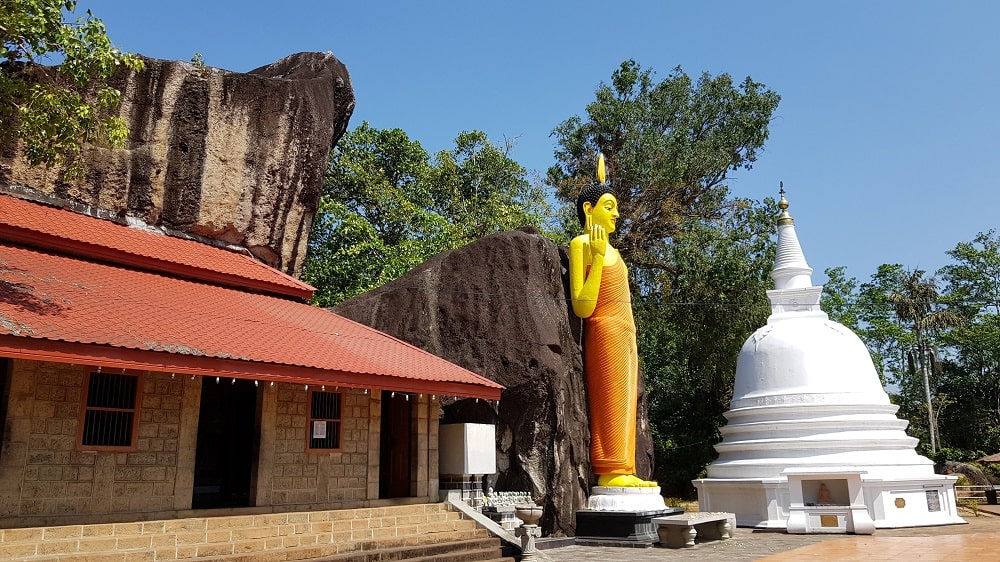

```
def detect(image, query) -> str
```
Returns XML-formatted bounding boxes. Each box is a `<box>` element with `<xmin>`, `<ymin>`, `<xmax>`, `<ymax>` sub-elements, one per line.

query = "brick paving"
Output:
<box><xmin>541</xmin><ymin>508</ymin><xmax>999</xmax><ymax>561</ymax></box>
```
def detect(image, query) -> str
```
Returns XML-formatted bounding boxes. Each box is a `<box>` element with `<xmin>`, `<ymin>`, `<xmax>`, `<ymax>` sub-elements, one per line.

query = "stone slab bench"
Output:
<box><xmin>652</xmin><ymin>512</ymin><xmax>736</xmax><ymax>548</ymax></box>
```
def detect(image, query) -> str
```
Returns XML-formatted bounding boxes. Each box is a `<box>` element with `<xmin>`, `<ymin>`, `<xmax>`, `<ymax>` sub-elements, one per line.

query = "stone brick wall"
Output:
<box><xmin>266</xmin><ymin>387</ymin><xmax>372</xmax><ymax>506</ymax></box>
<box><xmin>0</xmin><ymin>361</ymin><xmax>187</xmax><ymax>523</ymax></box>
<box><xmin>0</xmin><ymin>359</ymin><xmax>442</xmax><ymax>527</ymax></box>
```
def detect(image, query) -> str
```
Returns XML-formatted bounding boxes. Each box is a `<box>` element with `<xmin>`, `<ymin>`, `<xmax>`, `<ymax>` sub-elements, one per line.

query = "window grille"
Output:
<box><xmin>309</xmin><ymin>391</ymin><xmax>341</xmax><ymax>450</ymax></box>
<box><xmin>81</xmin><ymin>371</ymin><xmax>138</xmax><ymax>448</ymax></box>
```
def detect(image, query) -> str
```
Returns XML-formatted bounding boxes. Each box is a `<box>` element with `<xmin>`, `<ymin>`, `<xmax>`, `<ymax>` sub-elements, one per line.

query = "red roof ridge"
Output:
<box><xmin>0</xmin><ymin>192</ymin><xmax>313</xmax><ymax>299</ymax></box>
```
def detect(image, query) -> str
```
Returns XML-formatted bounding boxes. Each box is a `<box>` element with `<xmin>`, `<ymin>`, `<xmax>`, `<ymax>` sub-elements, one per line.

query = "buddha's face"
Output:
<box><xmin>587</xmin><ymin>193</ymin><xmax>619</xmax><ymax>234</ymax></box>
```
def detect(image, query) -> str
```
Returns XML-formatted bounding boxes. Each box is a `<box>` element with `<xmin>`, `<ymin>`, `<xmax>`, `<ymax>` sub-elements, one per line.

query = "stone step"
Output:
<box><xmin>312</xmin><ymin>537</ymin><xmax>507</xmax><ymax>562</ymax></box>
<box><xmin>189</xmin><ymin>536</ymin><xmax>506</xmax><ymax>562</ymax></box>
<box><xmin>401</xmin><ymin>548</ymin><xmax>514</xmax><ymax>562</ymax></box>
<box><xmin>0</xmin><ymin>504</ymin><xmax>469</xmax><ymax>542</ymax></box>
<box><xmin>0</xmin><ymin>504</ymin><xmax>496</xmax><ymax>561</ymax></box>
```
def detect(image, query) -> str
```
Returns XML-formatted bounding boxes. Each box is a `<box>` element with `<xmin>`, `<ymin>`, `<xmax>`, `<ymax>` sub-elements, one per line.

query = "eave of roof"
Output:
<box><xmin>0</xmin><ymin>336</ymin><xmax>499</xmax><ymax>399</ymax></box>
<box><xmin>0</xmin><ymin>195</ymin><xmax>503</xmax><ymax>400</ymax></box>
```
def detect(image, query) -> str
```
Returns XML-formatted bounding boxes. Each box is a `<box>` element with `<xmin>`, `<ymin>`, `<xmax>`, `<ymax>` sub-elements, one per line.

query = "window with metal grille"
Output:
<box><xmin>81</xmin><ymin>371</ymin><xmax>139</xmax><ymax>448</ymax></box>
<box><xmin>309</xmin><ymin>391</ymin><xmax>341</xmax><ymax>450</ymax></box>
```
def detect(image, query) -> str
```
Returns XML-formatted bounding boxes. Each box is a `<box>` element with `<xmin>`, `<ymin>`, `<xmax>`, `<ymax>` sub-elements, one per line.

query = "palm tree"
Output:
<box><xmin>888</xmin><ymin>269</ymin><xmax>963</xmax><ymax>453</ymax></box>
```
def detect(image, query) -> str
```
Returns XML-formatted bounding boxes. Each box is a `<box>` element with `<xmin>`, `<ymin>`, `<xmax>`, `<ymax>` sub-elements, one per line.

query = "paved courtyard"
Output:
<box><xmin>541</xmin><ymin>507</ymin><xmax>999</xmax><ymax>561</ymax></box>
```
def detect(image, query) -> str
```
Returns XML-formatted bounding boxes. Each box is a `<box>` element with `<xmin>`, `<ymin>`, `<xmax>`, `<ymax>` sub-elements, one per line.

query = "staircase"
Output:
<box><xmin>0</xmin><ymin>503</ymin><xmax>515</xmax><ymax>562</ymax></box>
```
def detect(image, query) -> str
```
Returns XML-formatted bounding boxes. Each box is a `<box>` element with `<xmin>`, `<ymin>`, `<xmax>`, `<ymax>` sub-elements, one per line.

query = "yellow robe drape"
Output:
<box><xmin>583</xmin><ymin>258</ymin><xmax>638</xmax><ymax>475</ymax></box>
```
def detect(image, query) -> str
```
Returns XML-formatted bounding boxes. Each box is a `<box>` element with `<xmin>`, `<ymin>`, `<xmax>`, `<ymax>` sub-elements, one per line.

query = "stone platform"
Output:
<box><xmin>576</xmin><ymin>506</ymin><xmax>684</xmax><ymax>546</ymax></box>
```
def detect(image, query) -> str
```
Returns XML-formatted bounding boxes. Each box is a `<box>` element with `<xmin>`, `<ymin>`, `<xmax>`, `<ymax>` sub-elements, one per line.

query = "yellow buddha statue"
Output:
<box><xmin>569</xmin><ymin>154</ymin><xmax>656</xmax><ymax>488</ymax></box>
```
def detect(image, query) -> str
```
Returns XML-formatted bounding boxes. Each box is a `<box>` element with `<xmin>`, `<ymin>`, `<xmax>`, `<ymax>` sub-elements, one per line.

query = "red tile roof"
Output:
<box><xmin>0</xmin><ymin>194</ymin><xmax>314</xmax><ymax>299</ymax></box>
<box><xmin>0</xmin><ymin>195</ymin><xmax>502</xmax><ymax>399</ymax></box>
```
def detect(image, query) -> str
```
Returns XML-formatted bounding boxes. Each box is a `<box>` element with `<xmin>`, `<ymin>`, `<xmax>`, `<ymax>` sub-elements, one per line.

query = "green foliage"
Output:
<box><xmin>428</xmin><ymin>130</ymin><xmax>550</xmax><ymax>242</ymax></box>
<box><xmin>827</xmin><ymin>232</ymin><xmax>1000</xmax><ymax>457</ymax></box>
<box><xmin>935</xmin><ymin>231</ymin><xmax>1000</xmax><ymax>455</ymax></box>
<box><xmin>940</xmin><ymin>230</ymin><xmax>1000</xmax><ymax>318</ymax></box>
<box><xmin>303</xmin><ymin>123</ymin><xmax>552</xmax><ymax>307</ymax></box>
<box><xmin>820</xmin><ymin>266</ymin><xmax>861</xmax><ymax>331</ymax></box>
<box><xmin>0</xmin><ymin>0</ymin><xmax>144</xmax><ymax>176</ymax></box>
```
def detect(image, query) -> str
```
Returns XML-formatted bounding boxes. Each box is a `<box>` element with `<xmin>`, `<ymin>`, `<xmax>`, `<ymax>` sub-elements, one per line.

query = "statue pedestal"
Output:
<box><xmin>576</xmin><ymin>487</ymin><xmax>682</xmax><ymax>546</ymax></box>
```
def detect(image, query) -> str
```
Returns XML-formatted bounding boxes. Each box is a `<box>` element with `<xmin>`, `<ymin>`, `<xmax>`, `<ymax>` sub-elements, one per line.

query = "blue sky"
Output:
<box><xmin>81</xmin><ymin>0</ymin><xmax>999</xmax><ymax>285</ymax></box>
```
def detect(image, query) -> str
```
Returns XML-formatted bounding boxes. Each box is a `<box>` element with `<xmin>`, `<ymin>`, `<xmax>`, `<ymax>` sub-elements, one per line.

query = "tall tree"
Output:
<box><xmin>887</xmin><ymin>269</ymin><xmax>962</xmax><ymax>453</ymax></box>
<box><xmin>1</xmin><ymin>0</ymin><xmax>144</xmax><ymax>175</ymax></box>
<box><xmin>548</xmin><ymin>59</ymin><xmax>780</xmax><ymax>271</ymax></box>
<box><xmin>303</xmin><ymin>123</ymin><xmax>551</xmax><ymax>307</ymax></box>
<box><xmin>937</xmin><ymin>231</ymin><xmax>1000</xmax><ymax>454</ymax></box>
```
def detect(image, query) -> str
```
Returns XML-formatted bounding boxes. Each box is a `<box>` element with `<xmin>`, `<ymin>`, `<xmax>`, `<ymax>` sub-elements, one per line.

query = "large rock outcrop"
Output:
<box><xmin>0</xmin><ymin>52</ymin><xmax>353</xmax><ymax>276</ymax></box>
<box><xmin>334</xmin><ymin>228</ymin><xmax>655</xmax><ymax>536</ymax></box>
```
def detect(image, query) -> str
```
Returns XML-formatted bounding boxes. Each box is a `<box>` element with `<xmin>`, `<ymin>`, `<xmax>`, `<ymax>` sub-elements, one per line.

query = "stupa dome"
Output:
<box><xmin>732</xmin><ymin>300</ymin><xmax>889</xmax><ymax>409</ymax></box>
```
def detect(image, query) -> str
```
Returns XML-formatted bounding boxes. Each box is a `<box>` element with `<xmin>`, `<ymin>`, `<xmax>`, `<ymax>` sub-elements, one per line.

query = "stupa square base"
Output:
<box><xmin>575</xmin><ymin>508</ymin><xmax>684</xmax><ymax>546</ymax></box>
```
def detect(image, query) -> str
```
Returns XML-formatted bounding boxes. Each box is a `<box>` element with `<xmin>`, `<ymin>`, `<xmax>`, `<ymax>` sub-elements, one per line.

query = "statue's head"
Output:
<box><xmin>576</xmin><ymin>184</ymin><xmax>620</xmax><ymax>231</ymax></box>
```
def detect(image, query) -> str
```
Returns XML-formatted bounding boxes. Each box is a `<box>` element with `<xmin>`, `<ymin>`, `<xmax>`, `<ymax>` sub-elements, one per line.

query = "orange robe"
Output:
<box><xmin>583</xmin><ymin>258</ymin><xmax>638</xmax><ymax>476</ymax></box>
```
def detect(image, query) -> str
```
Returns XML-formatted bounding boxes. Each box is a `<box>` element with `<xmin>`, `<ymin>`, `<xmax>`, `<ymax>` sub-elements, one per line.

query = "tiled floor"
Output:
<box><xmin>761</xmin><ymin>533</ymin><xmax>998</xmax><ymax>561</ymax></box>
<box><xmin>542</xmin><ymin>510</ymin><xmax>1000</xmax><ymax>562</ymax></box>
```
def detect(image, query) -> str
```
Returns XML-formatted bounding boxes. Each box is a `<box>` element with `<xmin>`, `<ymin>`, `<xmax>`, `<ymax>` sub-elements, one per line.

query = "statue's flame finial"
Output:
<box><xmin>597</xmin><ymin>153</ymin><xmax>606</xmax><ymax>184</ymax></box>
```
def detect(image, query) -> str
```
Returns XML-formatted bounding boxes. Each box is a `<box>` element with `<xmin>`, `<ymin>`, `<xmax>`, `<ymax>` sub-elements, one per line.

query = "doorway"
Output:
<box><xmin>379</xmin><ymin>391</ymin><xmax>412</xmax><ymax>498</ymax></box>
<box><xmin>192</xmin><ymin>377</ymin><xmax>260</xmax><ymax>509</ymax></box>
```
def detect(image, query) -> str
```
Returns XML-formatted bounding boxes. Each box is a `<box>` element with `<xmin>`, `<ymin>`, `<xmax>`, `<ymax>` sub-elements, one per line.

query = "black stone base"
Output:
<box><xmin>575</xmin><ymin>508</ymin><xmax>684</xmax><ymax>546</ymax></box>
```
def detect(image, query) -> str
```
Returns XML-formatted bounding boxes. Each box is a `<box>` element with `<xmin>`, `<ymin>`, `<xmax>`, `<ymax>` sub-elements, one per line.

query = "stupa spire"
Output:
<box><xmin>770</xmin><ymin>183</ymin><xmax>813</xmax><ymax>290</ymax></box>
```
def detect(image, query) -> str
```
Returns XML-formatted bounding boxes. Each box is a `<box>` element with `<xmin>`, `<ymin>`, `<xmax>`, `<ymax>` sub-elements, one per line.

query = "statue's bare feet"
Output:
<box><xmin>597</xmin><ymin>474</ymin><xmax>656</xmax><ymax>487</ymax></box>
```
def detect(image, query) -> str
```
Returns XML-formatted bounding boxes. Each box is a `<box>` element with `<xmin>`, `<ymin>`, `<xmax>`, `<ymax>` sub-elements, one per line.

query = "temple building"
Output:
<box><xmin>694</xmin><ymin>191</ymin><xmax>963</xmax><ymax>532</ymax></box>
<box><xmin>0</xmin><ymin>192</ymin><xmax>502</xmax><ymax>528</ymax></box>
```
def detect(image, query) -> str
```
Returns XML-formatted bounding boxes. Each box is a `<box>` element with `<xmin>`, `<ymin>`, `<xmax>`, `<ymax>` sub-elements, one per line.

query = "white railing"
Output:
<box><xmin>955</xmin><ymin>485</ymin><xmax>995</xmax><ymax>502</ymax></box>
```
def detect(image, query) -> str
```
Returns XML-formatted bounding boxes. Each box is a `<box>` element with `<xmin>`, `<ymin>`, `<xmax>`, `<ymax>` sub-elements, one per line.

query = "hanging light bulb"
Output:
<box><xmin>97</xmin><ymin>366</ymin><xmax>102</xmax><ymax>373</ymax></box>
<box><xmin>364</xmin><ymin>388</ymin><xmax>369</xmax><ymax>395</ymax></box>
<box><xmin>216</xmin><ymin>377</ymin><xmax>220</xmax><ymax>384</ymax></box>
<box><xmin>231</xmin><ymin>378</ymin><xmax>236</xmax><ymax>384</ymax></box>
<box><xmin>391</xmin><ymin>391</ymin><xmax>395</xmax><ymax>398</ymax></box>
<box><xmin>270</xmin><ymin>381</ymin><xmax>274</xmax><ymax>387</ymax></box>
<box><xmin>432</xmin><ymin>395</ymin><xmax>436</xmax><ymax>400</ymax></box>
<box><xmin>254</xmin><ymin>380</ymin><xmax>259</xmax><ymax>387</ymax></box>
<box><xmin>170</xmin><ymin>373</ymin><xmax>176</xmax><ymax>380</ymax></box>
<box><xmin>322</xmin><ymin>385</ymin><xmax>326</xmax><ymax>392</ymax></box>
<box><xmin>191</xmin><ymin>375</ymin><xmax>196</xmax><ymax>381</ymax></box>
<box><xmin>405</xmin><ymin>394</ymin><xmax>410</xmax><ymax>401</ymax></box>
<box><xmin>305</xmin><ymin>385</ymin><xmax>309</xmax><ymax>391</ymax></box>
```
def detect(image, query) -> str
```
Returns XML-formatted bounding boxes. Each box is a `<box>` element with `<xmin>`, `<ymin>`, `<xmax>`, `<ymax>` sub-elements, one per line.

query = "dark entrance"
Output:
<box><xmin>192</xmin><ymin>377</ymin><xmax>260</xmax><ymax>509</ymax></box>
<box><xmin>379</xmin><ymin>391</ymin><xmax>412</xmax><ymax>498</ymax></box>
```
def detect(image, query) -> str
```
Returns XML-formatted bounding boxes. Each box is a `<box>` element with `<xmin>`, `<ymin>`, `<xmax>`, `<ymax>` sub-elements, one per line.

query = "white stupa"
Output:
<box><xmin>693</xmin><ymin>189</ymin><xmax>963</xmax><ymax>533</ymax></box>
